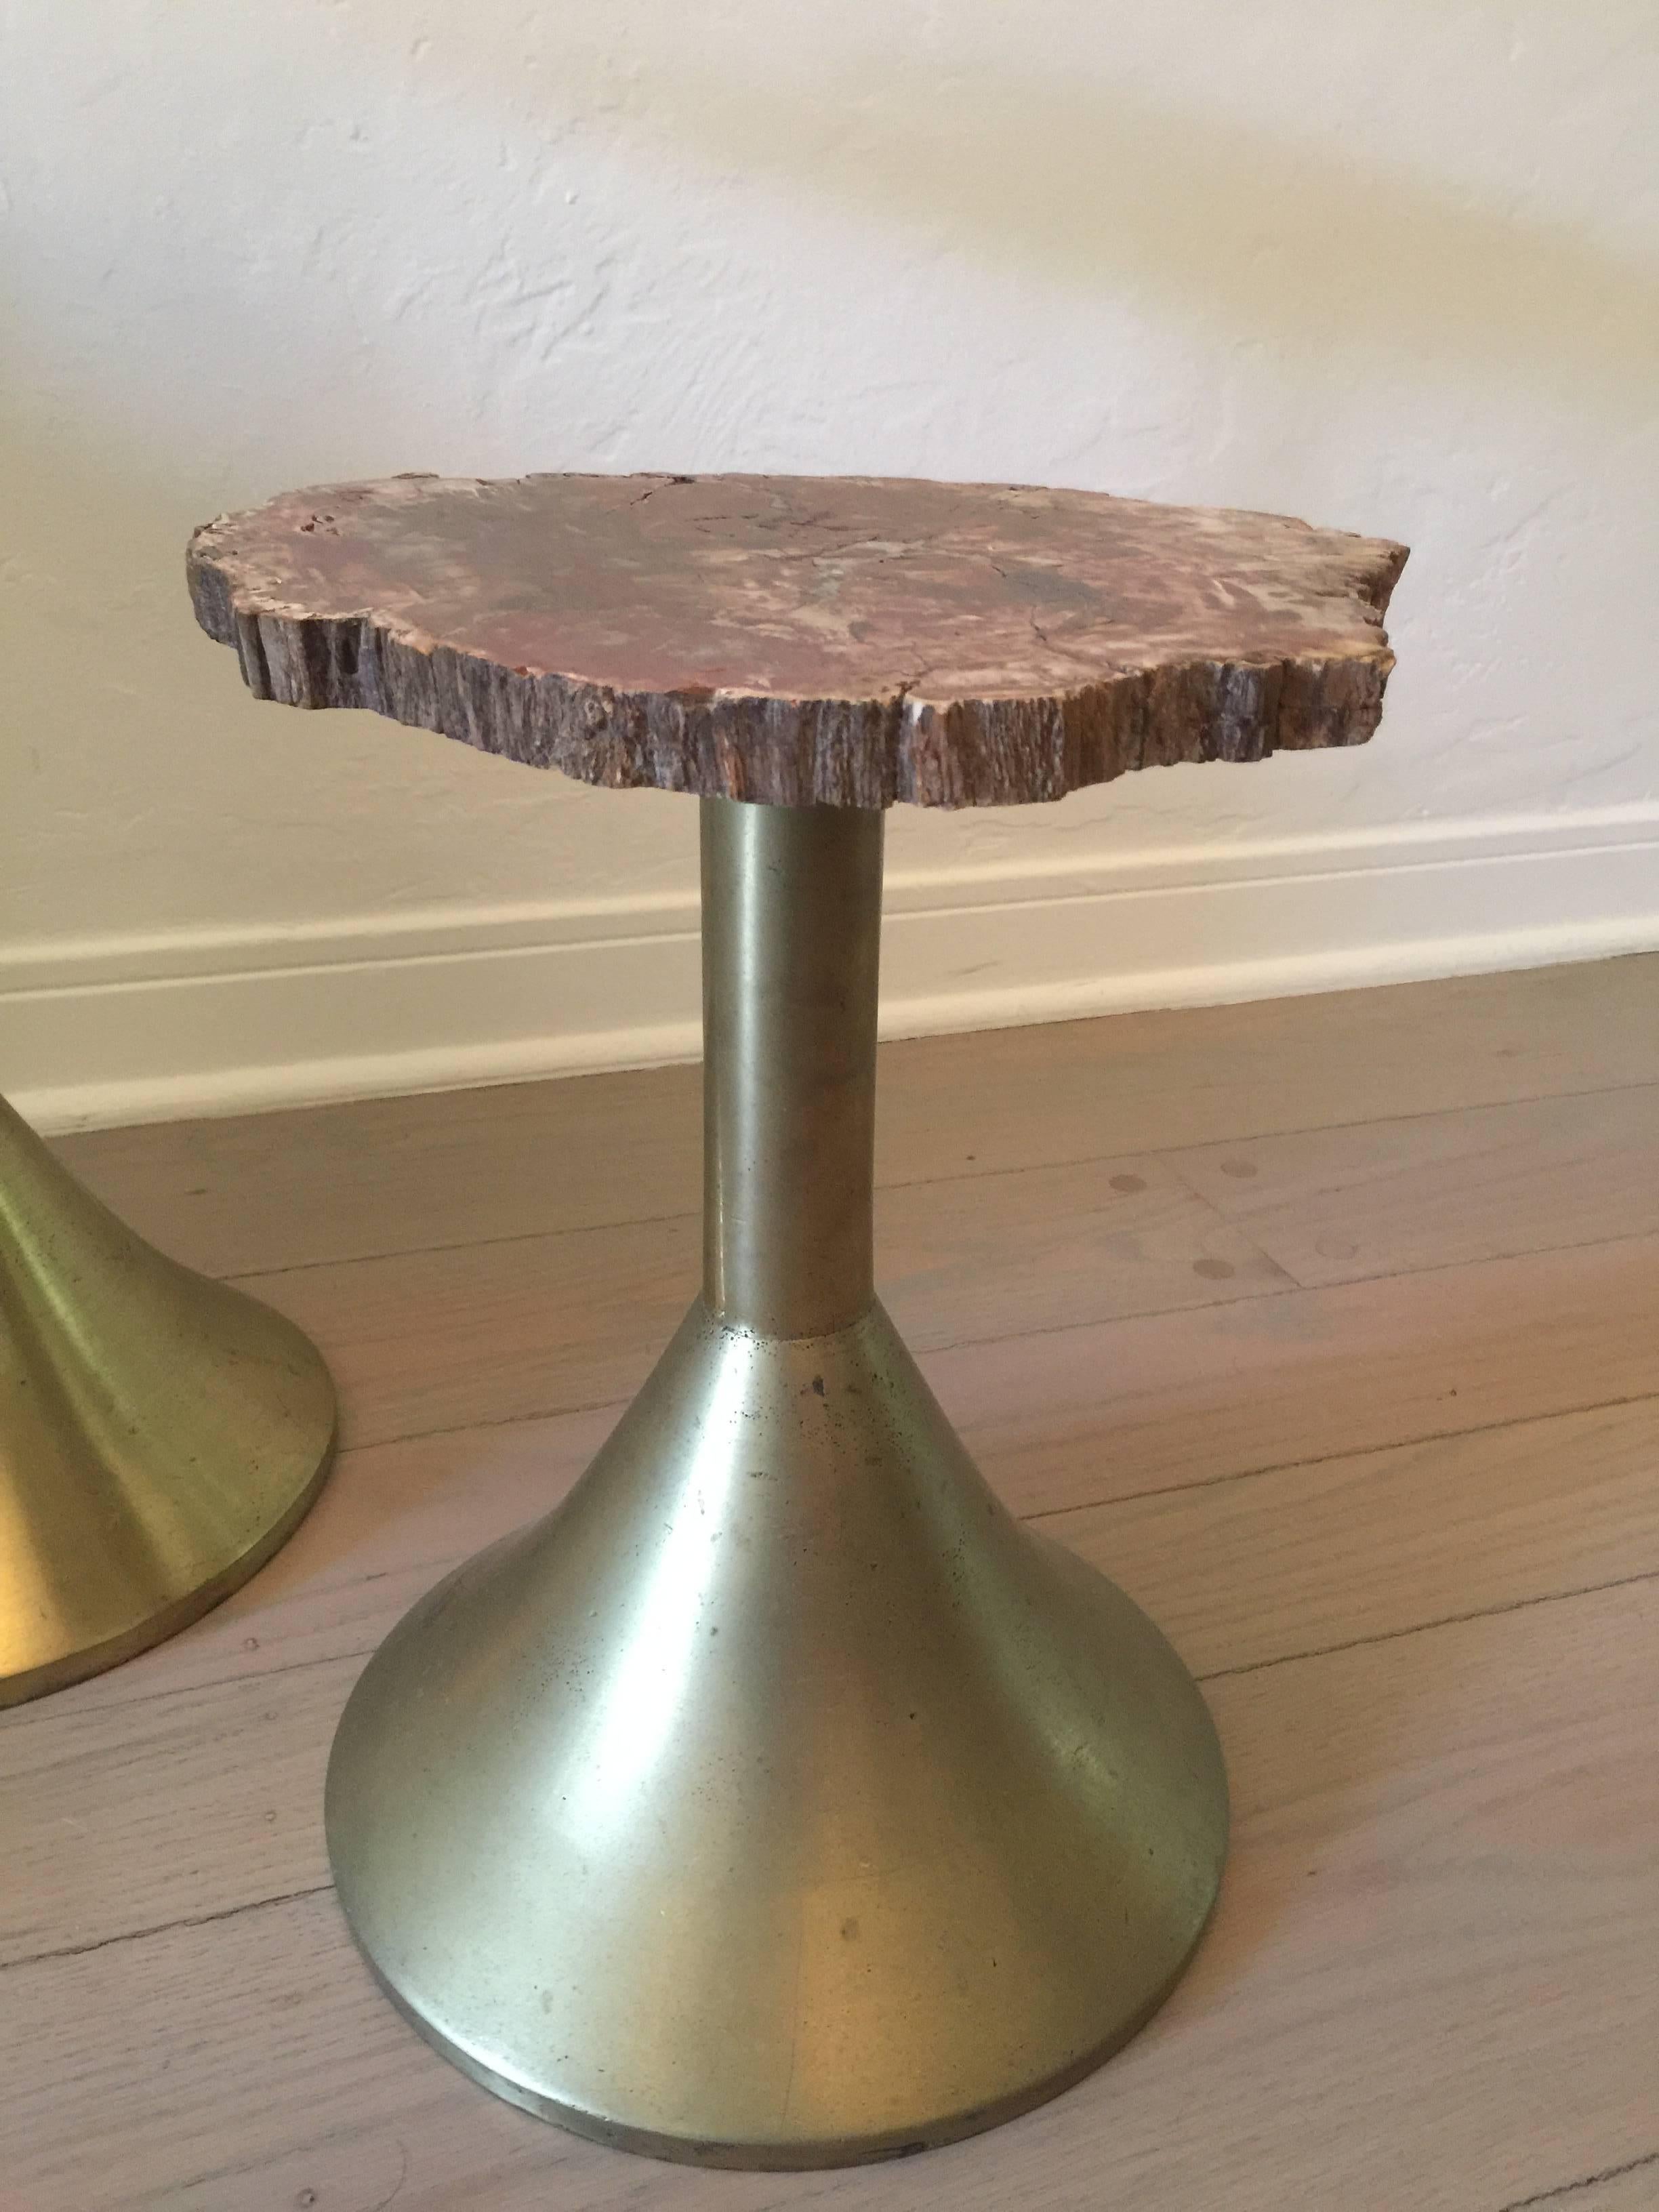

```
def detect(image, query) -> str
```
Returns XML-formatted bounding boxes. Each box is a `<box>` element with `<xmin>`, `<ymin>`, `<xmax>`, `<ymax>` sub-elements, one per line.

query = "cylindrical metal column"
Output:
<box><xmin>700</xmin><ymin>797</ymin><xmax>884</xmax><ymax>1338</ymax></box>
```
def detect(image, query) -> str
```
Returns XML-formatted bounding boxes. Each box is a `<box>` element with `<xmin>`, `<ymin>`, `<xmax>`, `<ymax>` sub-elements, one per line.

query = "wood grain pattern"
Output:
<box><xmin>57</xmin><ymin>1060</ymin><xmax>706</xmax><ymax>1277</ymax></box>
<box><xmin>1052</xmin><ymin>1393</ymin><xmax>1659</xmax><ymax>1679</ymax></box>
<box><xmin>53</xmin><ymin>956</ymin><xmax>1659</xmax><ymax>1280</ymax></box>
<box><xmin>7</xmin><ymin>1227</ymin><xmax>1654</xmax><ymax>1740</ymax></box>
<box><xmin>1174</xmin><ymin>1082</ymin><xmax>1659</xmax><ymax>1285</ymax></box>
<box><xmin>944</xmin><ymin>1229</ymin><xmax>1659</xmax><ymax>1519</ymax></box>
<box><xmin>234</xmin><ymin>1153</ymin><xmax>1292</xmax><ymax>1450</ymax></box>
<box><xmin>7</xmin><ymin>1580</ymin><xmax>1655</xmax><ymax>2211</ymax></box>
<box><xmin>1506</xmin><ymin>2159</ymin><xmax>1659</xmax><ymax>2211</ymax></box>
<box><xmin>188</xmin><ymin>472</ymin><xmax>1406</xmax><ymax>808</ymax></box>
<box><xmin>3</xmin><ymin>958</ymin><xmax>1655</xmax><ymax>2211</ymax></box>
<box><xmin>5</xmin><ymin>1393</ymin><xmax>1654</xmax><ymax>1974</ymax></box>
<box><xmin>221</xmin><ymin>1080</ymin><xmax>1656</xmax><ymax>1457</ymax></box>
<box><xmin>1</xmin><ymin>1661</ymin><xmax>341</xmax><ymax>1967</ymax></box>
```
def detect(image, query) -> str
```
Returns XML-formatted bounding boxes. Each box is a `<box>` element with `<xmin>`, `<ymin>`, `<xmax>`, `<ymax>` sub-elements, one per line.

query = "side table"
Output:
<box><xmin>190</xmin><ymin>471</ymin><xmax>1406</xmax><ymax>2167</ymax></box>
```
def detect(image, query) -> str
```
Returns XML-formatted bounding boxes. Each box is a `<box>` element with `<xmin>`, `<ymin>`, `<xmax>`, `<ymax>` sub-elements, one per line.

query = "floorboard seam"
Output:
<box><xmin>1</xmin><ymin>1880</ymin><xmax>333</xmax><ymax>1973</ymax></box>
<box><xmin>1025</xmin><ymin>1389</ymin><xmax>1659</xmax><ymax>1526</ymax></box>
<box><xmin>7</xmin><ymin>1565</ymin><xmax>1657</xmax><ymax>1982</ymax></box>
<box><xmin>6</xmin><ymin>1574</ymin><xmax>1654</xmax><ymax>1973</ymax></box>
<box><xmin>312</xmin><ymin>1361</ymin><xmax>1659</xmax><ymax>1486</ymax></box>
<box><xmin>1497</xmin><ymin>2146</ymin><xmax>1659</xmax><ymax>2209</ymax></box>
<box><xmin>1175</xmin><ymin>1221</ymin><xmax>1659</xmax><ymax>1302</ymax></box>
<box><xmin>286</xmin><ymin>1224</ymin><xmax>1659</xmax><ymax>1460</ymax></box>
<box><xmin>208</xmin><ymin>1074</ymin><xmax>1659</xmax><ymax>1291</ymax></box>
<box><xmin>5</xmin><ymin>1393</ymin><xmax>1655</xmax><ymax>1734</ymax></box>
<box><xmin>5</xmin><ymin>1554</ymin><xmax>1652</xmax><ymax>1978</ymax></box>
<box><xmin>220</xmin><ymin>1204</ymin><xmax>701</xmax><ymax>1285</ymax></box>
<box><xmin>1198</xmin><ymin>1564</ymin><xmax>1659</xmax><ymax>1684</ymax></box>
<box><xmin>151</xmin><ymin>1067</ymin><xmax>1659</xmax><ymax>1284</ymax></box>
<box><xmin>886</xmin><ymin>1069</ymin><xmax>1659</xmax><ymax>1202</ymax></box>
<box><xmin>0</xmin><ymin>1635</ymin><xmax>378</xmax><ymax>1732</ymax></box>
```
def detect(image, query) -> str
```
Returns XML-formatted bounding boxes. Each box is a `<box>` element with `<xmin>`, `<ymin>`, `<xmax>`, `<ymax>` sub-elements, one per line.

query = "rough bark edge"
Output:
<box><xmin>187</xmin><ymin>522</ymin><xmax>1408</xmax><ymax>811</ymax></box>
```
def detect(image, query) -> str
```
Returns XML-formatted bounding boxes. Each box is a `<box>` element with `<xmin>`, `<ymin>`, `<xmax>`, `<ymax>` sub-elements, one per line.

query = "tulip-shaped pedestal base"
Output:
<box><xmin>0</xmin><ymin>1097</ymin><xmax>335</xmax><ymax>1708</ymax></box>
<box><xmin>325</xmin><ymin>800</ymin><xmax>1227</xmax><ymax>2169</ymax></box>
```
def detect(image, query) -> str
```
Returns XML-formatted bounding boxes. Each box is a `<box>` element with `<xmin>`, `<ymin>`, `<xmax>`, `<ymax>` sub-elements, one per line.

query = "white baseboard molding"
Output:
<box><xmin>6</xmin><ymin>806</ymin><xmax>1658</xmax><ymax>1132</ymax></box>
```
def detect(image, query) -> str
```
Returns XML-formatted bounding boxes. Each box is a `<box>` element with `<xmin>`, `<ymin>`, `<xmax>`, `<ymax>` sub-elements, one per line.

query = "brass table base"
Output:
<box><xmin>327</xmin><ymin>800</ymin><xmax>1228</xmax><ymax>2167</ymax></box>
<box><xmin>0</xmin><ymin>1095</ymin><xmax>336</xmax><ymax>1707</ymax></box>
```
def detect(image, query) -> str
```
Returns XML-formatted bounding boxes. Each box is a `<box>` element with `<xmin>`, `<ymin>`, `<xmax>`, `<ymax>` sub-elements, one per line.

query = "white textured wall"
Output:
<box><xmin>3</xmin><ymin>1</ymin><xmax>1656</xmax><ymax>1125</ymax></box>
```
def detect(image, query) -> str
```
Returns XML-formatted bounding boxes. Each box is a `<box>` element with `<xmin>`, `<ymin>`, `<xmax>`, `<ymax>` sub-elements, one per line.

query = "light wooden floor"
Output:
<box><xmin>6</xmin><ymin>955</ymin><xmax>1659</xmax><ymax>2212</ymax></box>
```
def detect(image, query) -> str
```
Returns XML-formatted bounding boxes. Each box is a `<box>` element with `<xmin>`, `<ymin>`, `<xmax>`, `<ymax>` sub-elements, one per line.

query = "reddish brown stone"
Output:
<box><xmin>188</xmin><ymin>472</ymin><xmax>1407</xmax><ymax>808</ymax></box>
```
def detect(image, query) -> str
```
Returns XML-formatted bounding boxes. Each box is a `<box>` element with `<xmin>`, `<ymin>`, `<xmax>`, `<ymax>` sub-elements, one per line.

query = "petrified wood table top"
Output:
<box><xmin>189</xmin><ymin>472</ymin><xmax>1408</xmax><ymax>809</ymax></box>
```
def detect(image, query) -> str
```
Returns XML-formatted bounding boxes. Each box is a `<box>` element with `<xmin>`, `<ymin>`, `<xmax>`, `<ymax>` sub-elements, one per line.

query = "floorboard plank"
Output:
<box><xmin>1173</xmin><ymin>1083</ymin><xmax>1659</xmax><ymax>1287</ymax></box>
<box><xmin>1502</xmin><ymin>2156</ymin><xmax>1659</xmax><ymax>2211</ymax></box>
<box><xmin>213</xmin><ymin>1086</ymin><xmax>1659</xmax><ymax>1460</ymax></box>
<box><xmin>236</xmin><ymin>1158</ymin><xmax>1288</xmax><ymax>1451</ymax></box>
<box><xmin>878</xmin><ymin>954</ymin><xmax>1659</xmax><ymax>1203</ymax></box>
<box><xmin>941</xmin><ymin>1229</ymin><xmax>1659</xmax><ymax>1521</ymax></box>
<box><xmin>6</xmin><ymin>1396</ymin><xmax>1654</xmax><ymax>1971</ymax></box>
<box><xmin>48</xmin><ymin>955</ymin><xmax>1659</xmax><ymax>1277</ymax></box>
<box><xmin>1513</xmin><ymin>2158</ymin><xmax>1659</xmax><ymax>2212</ymax></box>
<box><xmin>1049</xmin><ymin>1394</ymin><xmax>1659</xmax><ymax>1681</ymax></box>
<box><xmin>10</xmin><ymin>1232</ymin><xmax>1655</xmax><ymax>1729</ymax></box>
<box><xmin>7</xmin><ymin>1578</ymin><xmax>1655</xmax><ymax>2211</ymax></box>
<box><xmin>52</xmin><ymin>1061</ymin><xmax>705</xmax><ymax>1279</ymax></box>
<box><xmin>10</xmin><ymin>960</ymin><xmax>1658</xmax><ymax>2210</ymax></box>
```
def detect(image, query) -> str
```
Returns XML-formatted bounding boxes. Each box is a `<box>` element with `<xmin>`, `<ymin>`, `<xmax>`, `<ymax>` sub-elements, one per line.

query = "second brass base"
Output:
<box><xmin>1</xmin><ymin>1092</ymin><xmax>336</xmax><ymax>1708</ymax></box>
<box><xmin>327</xmin><ymin>1299</ymin><xmax>1227</xmax><ymax>2168</ymax></box>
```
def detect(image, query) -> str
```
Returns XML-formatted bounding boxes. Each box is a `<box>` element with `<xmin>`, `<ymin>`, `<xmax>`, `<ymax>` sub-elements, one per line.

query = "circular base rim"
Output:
<box><xmin>0</xmin><ymin>1427</ymin><xmax>335</xmax><ymax>1710</ymax></box>
<box><xmin>347</xmin><ymin>1881</ymin><xmax>1223</xmax><ymax>2171</ymax></box>
<box><xmin>324</xmin><ymin>1303</ymin><xmax>1229</xmax><ymax>2169</ymax></box>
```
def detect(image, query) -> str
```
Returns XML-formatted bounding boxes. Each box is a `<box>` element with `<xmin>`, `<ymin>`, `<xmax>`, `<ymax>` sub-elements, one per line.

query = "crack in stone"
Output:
<box><xmin>630</xmin><ymin>474</ymin><xmax>695</xmax><ymax>506</ymax></box>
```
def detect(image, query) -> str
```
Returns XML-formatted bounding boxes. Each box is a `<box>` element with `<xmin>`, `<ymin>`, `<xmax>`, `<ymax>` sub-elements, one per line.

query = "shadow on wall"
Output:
<box><xmin>440</xmin><ymin>43</ymin><xmax>1658</xmax><ymax>426</ymax></box>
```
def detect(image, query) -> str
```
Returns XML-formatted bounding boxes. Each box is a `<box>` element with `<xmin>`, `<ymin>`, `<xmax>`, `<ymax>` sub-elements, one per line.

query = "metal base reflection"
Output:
<box><xmin>326</xmin><ymin>1297</ymin><xmax>1227</xmax><ymax>2168</ymax></box>
<box><xmin>0</xmin><ymin>1093</ymin><xmax>336</xmax><ymax>1708</ymax></box>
